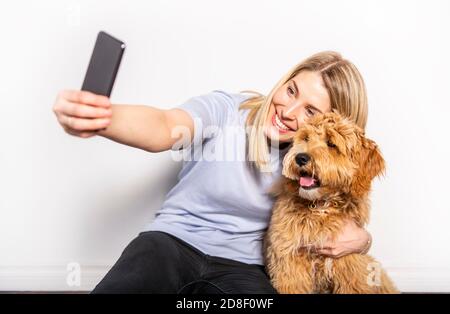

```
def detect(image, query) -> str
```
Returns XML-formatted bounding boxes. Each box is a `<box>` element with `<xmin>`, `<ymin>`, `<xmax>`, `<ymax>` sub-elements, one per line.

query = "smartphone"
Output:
<box><xmin>81</xmin><ymin>31</ymin><xmax>126</xmax><ymax>97</ymax></box>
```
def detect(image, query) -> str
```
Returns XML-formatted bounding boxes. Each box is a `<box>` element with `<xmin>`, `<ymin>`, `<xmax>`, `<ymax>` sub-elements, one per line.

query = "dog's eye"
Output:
<box><xmin>303</xmin><ymin>135</ymin><xmax>309</xmax><ymax>142</ymax></box>
<box><xmin>327</xmin><ymin>140</ymin><xmax>336</xmax><ymax>148</ymax></box>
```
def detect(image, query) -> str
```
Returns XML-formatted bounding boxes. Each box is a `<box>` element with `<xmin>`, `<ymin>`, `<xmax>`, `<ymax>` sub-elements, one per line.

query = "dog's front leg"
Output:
<box><xmin>270</xmin><ymin>254</ymin><xmax>315</xmax><ymax>294</ymax></box>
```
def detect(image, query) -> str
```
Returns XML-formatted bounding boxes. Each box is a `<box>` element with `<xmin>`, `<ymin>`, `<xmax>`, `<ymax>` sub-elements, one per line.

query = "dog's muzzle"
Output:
<box><xmin>295</xmin><ymin>153</ymin><xmax>320</xmax><ymax>189</ymax></box>
<box><xmin>295</xmin><ymin>153</ymin><xmax>310</xmax><ymax>167</ymax></box>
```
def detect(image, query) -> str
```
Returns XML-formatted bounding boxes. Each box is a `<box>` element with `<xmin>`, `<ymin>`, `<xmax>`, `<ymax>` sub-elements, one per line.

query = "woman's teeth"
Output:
<box><xmin>274</xmin><ymin>114</ymin><xmax>290</xmax><ymax>131</ymax></box>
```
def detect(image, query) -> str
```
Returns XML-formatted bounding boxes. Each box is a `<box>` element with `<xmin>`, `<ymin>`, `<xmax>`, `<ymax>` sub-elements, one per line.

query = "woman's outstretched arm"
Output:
<box><xmin>53</xmin><ymin>90</ymin><xmax>194</xmax><ymax>153</ymax></box>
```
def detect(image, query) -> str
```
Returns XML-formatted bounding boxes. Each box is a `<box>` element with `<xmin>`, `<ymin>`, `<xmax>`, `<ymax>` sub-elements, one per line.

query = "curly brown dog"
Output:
<box><xmin>264</xmin><ymin>111</ymin><xmax>398</xmax><ymax>294</ymax></box>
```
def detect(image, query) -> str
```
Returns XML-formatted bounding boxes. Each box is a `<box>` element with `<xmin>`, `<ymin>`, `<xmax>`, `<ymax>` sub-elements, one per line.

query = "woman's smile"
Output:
<box><xmin>271</xmin><ymin>111</ymin><xmax>294</xmax><ymax>134</ymax></box>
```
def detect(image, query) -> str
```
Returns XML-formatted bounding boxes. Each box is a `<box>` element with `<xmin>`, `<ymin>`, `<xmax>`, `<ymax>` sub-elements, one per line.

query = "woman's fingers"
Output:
<box><xmin>59</xmin><ymin>90</ymin><xmax>111</xmax><ymax>108</ymax></box>
<box><xmin>314</xmin><ymin>247</ymin><xmax>343</xmax><ymax>258</ymax></box>
<box><xmin>53</xmin><ymin>89</ymin><xmax>113</xmax><ymax>137</ymax></box>
<box><xmin>61</xmin><ymin>98</ymin><xmax>112</xmax><ymax>119</ymax></box>
<box><xmin>62</xmin><ymin>124</ymin><xmax>99</xmax><ymax>138</ymax></box>
<box><xmin>62</xmin><ymin>115</ymin><xmax>111</xmax><ymax>131</ymax></box>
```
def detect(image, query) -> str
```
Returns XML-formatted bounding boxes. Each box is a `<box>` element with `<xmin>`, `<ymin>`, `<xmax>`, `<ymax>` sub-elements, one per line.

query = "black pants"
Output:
<box><xmin>91</xmin><ymin>231</ymin><xmax>278</xmax><ymax>294</ymax></box>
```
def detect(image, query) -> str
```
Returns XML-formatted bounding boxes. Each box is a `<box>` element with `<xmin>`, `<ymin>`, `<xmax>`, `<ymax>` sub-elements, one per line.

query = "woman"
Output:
<box><xmin>52</xmin><ymin>51</ymin><xmax>372</xmax><ymax>293</ymax></box>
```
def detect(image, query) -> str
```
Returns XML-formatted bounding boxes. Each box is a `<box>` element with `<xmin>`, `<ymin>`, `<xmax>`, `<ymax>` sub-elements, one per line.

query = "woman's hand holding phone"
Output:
<box><xmin>52</xmin><ymin>90</ymin><xmax>112</xmax><ymax>138</ymax></box>
<box><xmin>53</xmin><ymin>31</ymin><xmax>124</xmax><ymax>138</ymax></box>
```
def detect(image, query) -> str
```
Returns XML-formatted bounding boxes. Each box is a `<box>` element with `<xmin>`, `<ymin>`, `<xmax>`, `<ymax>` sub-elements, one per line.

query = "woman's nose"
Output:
<box><xmin>284</xmin><ymin>102</ymin><xmax>303</xmax><ymax>117</ymax></box>
<box><xmin>283</xmin><ymin>102</ymin><xmax>305</xmax><ymax>126</ymax></box>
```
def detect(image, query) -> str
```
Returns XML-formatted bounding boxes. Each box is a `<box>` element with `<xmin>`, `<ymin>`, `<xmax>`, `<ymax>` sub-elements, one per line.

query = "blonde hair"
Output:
<box><xmin>239</xmin><ymin>51</ymin><xmax>368</xmax><ymax>173</ymax></box>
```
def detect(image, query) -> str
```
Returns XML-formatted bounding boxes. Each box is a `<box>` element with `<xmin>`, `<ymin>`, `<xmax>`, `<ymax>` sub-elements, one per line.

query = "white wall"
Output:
<box><xmin>0</xmin><ymin>0</ymin><xmax>449</xmax><ymax>292</ymax></box>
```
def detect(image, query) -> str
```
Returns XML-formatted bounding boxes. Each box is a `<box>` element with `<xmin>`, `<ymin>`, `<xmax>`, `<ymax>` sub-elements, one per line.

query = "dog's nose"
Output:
<box><xmin>295</xmin><ymin>153</ymin><xmax>310</xmax><ymax>166</ymax></box>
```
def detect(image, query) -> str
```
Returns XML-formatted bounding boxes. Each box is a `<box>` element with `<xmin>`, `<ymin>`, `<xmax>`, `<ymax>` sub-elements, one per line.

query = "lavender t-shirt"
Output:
<box><xmin>143</xmin><ymin>90</ymin><xmax>289</xmax><ymax>265</ymax></box>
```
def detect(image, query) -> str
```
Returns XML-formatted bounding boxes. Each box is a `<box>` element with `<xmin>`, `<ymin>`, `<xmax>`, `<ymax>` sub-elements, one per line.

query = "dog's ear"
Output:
<box><xmin>351</xmin><ymin>136</ymin><xmax>385</xmax><ymax>196</ymax></box>
<box><xmin>361</xmin><ymin>137</ymin><xmax>386</xmax><ymax>180</ymax></box>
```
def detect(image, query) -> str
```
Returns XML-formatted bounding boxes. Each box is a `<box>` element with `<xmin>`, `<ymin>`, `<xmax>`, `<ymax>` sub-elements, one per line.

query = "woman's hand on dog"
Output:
<box><xmin>307</xmin><ymin>219</ymin><xmax>372</xmax><ymax>258</ymax></box>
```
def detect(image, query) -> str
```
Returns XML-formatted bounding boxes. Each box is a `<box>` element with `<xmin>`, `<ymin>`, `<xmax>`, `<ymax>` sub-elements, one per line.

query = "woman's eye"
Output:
<box><xmin>306</xmin><ymin>108</ymin><xmax>315</xmax><ymax>117</ymax></box>
<box><xmin>287</xmin><ymin>87</ymin><xmax>295</xmax><ymax>96</ymax></box>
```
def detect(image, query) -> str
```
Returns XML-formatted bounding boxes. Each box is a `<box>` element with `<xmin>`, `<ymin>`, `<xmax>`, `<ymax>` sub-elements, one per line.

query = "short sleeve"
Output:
<box><xmin>173</xmin><ymin>90</ymin><xmax>237</xmax><ymax>151</ymax></box>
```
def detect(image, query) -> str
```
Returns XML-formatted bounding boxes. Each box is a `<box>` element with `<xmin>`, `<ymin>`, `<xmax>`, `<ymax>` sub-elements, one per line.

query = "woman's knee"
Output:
<box><xmin>91</xmin><ymin>231</ymin><xmax>185</xmax><ymax>293</ymax></box>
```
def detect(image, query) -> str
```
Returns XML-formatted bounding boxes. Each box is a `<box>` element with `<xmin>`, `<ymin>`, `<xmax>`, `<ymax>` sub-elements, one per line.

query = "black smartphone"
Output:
<box><xmin>81</xmin><ymin>31</ymin><xmax>126</xmax><ymax>97</ymax></box>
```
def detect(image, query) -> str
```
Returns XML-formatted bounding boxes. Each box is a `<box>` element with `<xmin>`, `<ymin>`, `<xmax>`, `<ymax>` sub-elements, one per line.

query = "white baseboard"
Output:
<box><xmin>386</xmin><ymin>266</ymin><xmax>450</xmax><ymax>293</ymax></box>
<box><xmin>0</xmin><ymin>265</ymin><xmax>110</xmax><ymax>292</ymax></box>
<box><xmin>1</xmin><ymin>265</ymin><xmax>449</xmax><ymax>292</ymax></box>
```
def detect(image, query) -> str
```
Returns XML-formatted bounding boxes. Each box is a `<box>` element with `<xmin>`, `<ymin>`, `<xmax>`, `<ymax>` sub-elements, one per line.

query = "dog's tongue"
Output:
<box><xmin>299</xmin><ymin>176</ymin><xmax>316</xmax><ymax>187</ymax></box>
